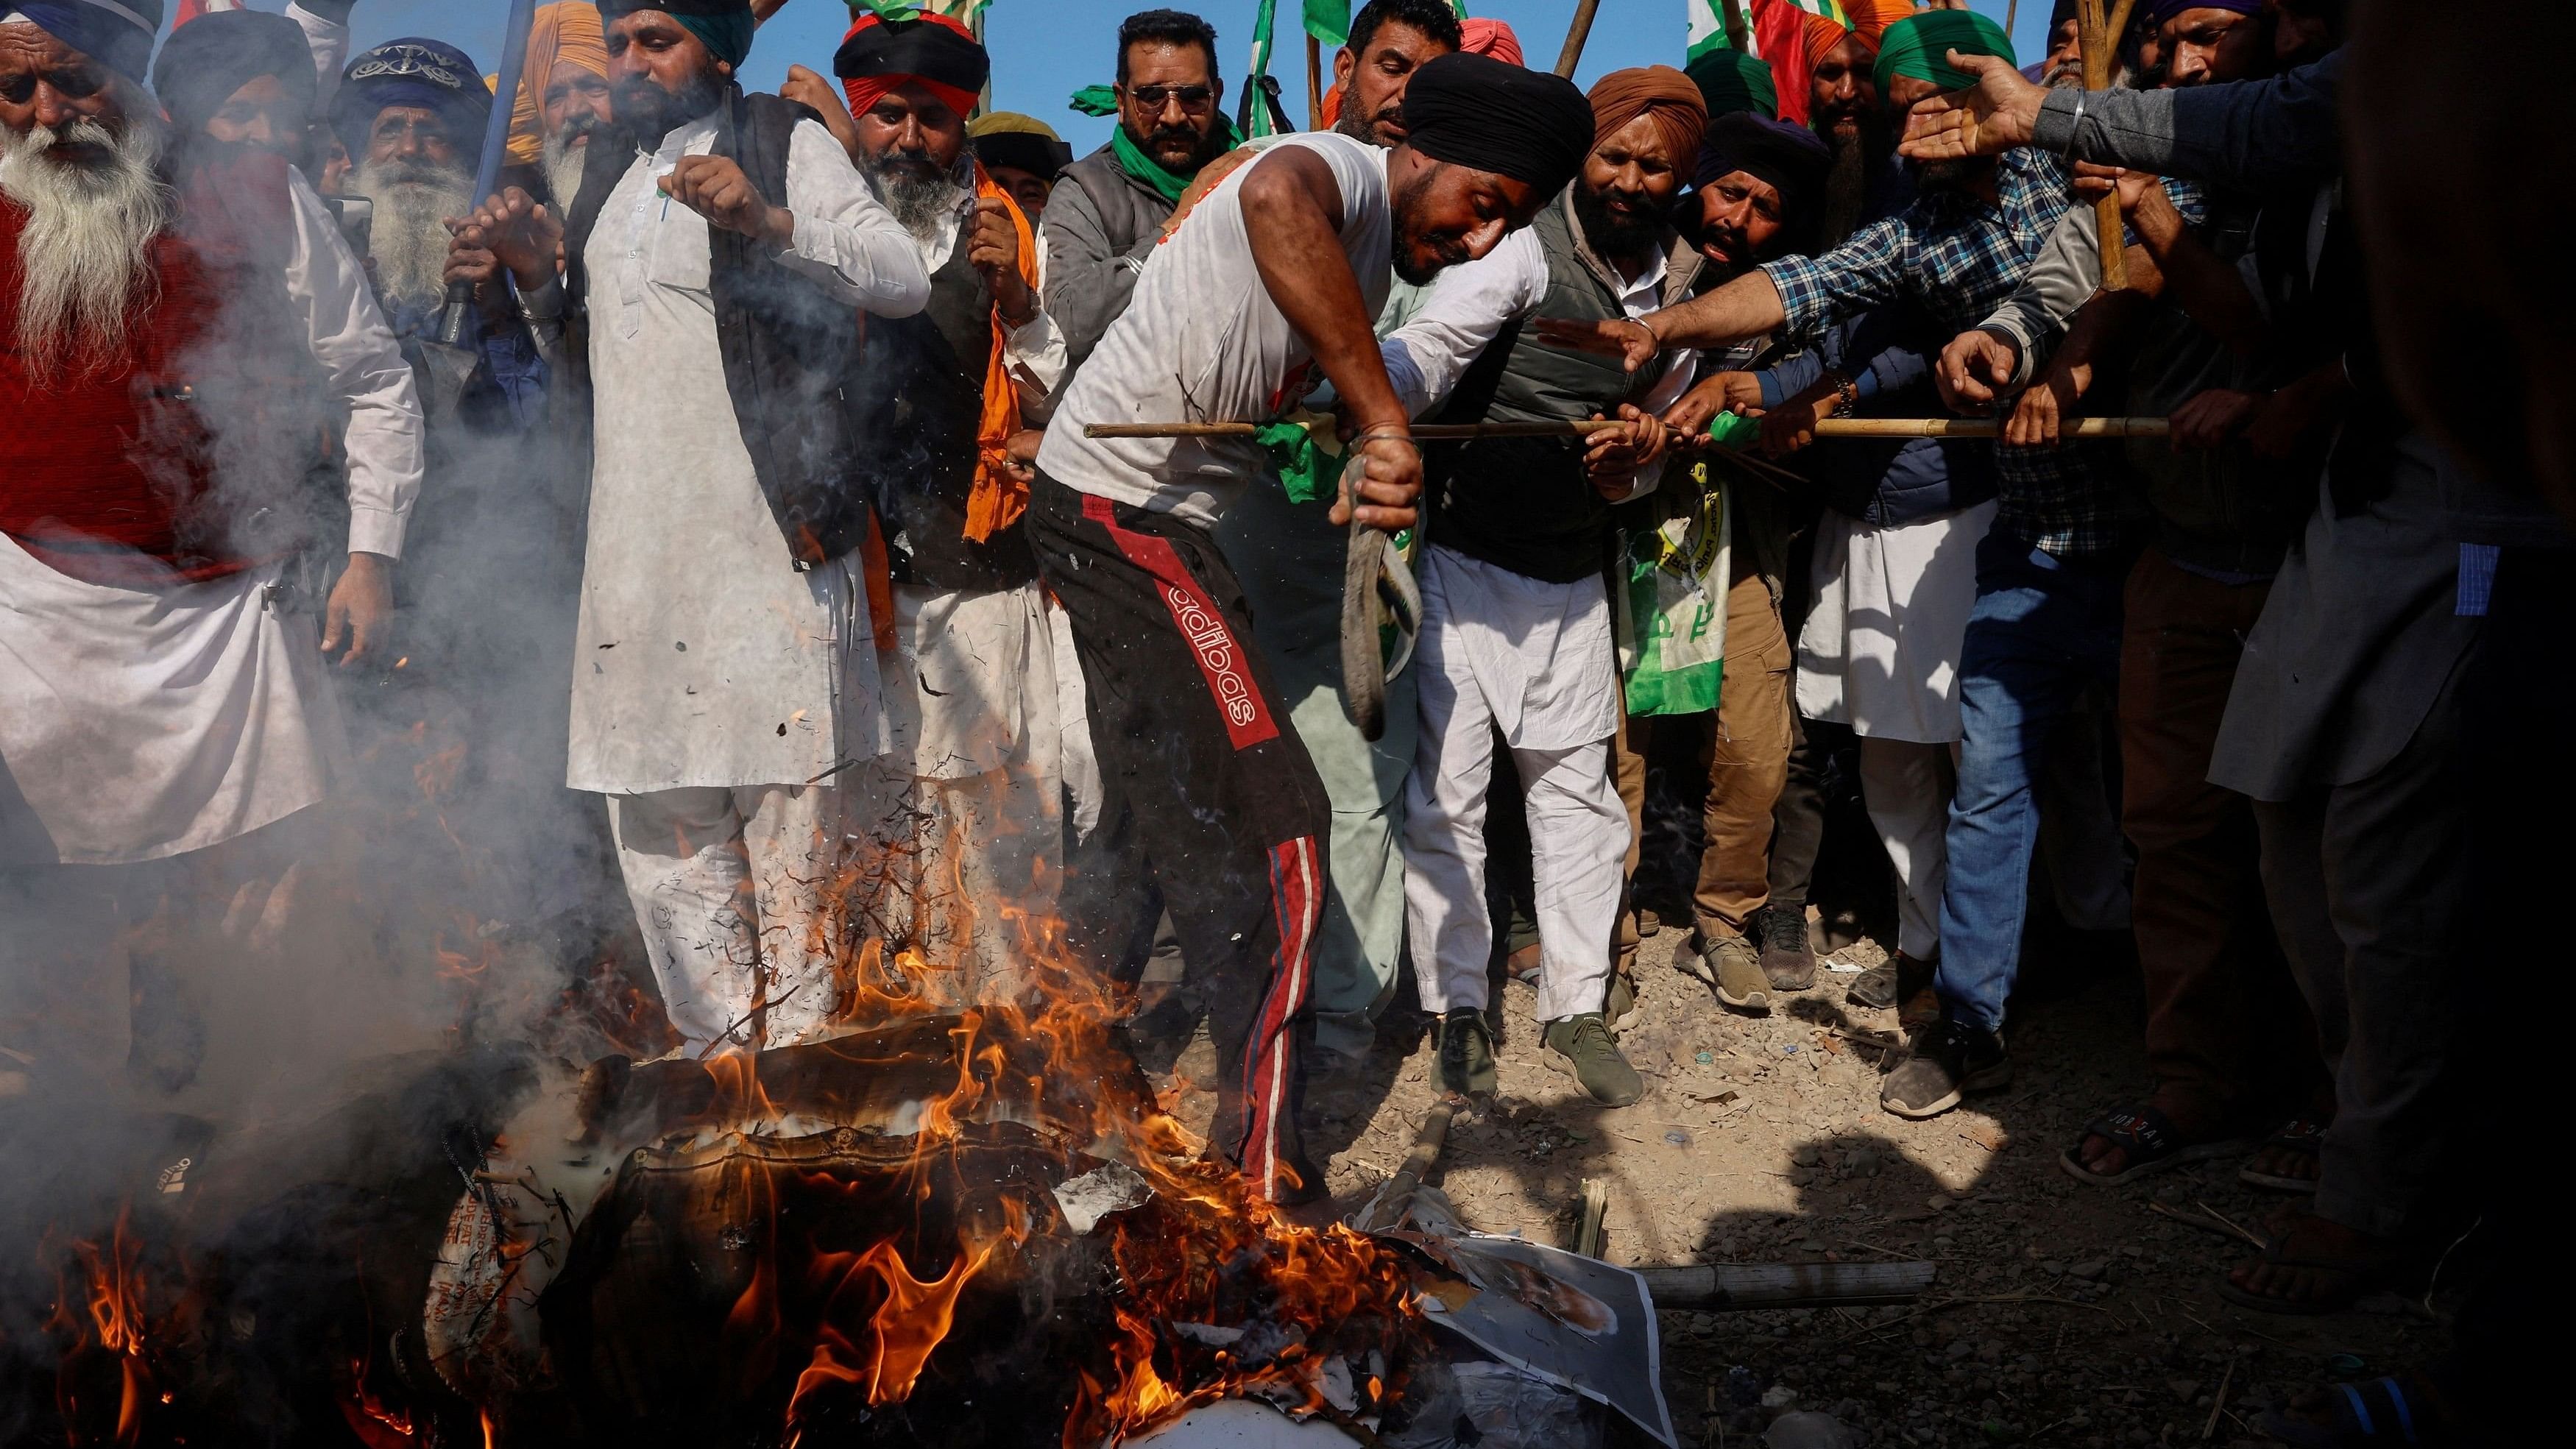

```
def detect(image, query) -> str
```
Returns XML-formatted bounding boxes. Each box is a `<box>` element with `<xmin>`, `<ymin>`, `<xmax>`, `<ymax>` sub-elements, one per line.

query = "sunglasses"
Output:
<box><xmin>1126</xmin><ymin>83</ymin><xmax>1214</xmax><ymax>112</ymax></box>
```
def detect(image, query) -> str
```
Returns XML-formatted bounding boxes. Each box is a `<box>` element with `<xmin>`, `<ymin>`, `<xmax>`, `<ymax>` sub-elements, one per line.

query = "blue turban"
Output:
<box><xmin>329</xmin><ymin>38</ymin><xmax>493</xmax><ymax>161</ymax></box>
<box><xmin>2</xmin><ymin>0</ymin><xmax>165</xmax><ymax>85</ymax></box>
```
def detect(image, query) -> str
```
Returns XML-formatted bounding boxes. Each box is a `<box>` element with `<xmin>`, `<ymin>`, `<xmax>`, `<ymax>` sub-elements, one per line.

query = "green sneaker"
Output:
<box><xmin>1432</xmin><ymin>1008</ymin><xmax>1496</xmax><ymax>1097</ymax></box>
<box><xmin>1543</xmin><ymin>1013</ymin><xmax>1643</xmax><ymax>1107</ymax></box>
<box><xmin>1604</xmin><ymin>972</ymin><xmax>1638</xmax><ymax>1031</ymax></box>
<box><xmin>1699</xmin><ymin>934</ymin><xmax>1772</xmax><ymax>1013</ymax></box>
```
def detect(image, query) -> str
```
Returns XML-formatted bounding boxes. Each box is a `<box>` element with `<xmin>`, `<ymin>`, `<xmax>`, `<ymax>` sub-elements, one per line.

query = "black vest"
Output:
<box><xmin>561</xmin><ymin>89</ymin><xmax>875</xmax><ymax>568</ymax></box>
<box><xmin>850</xmin><ymin>234</ymin><xmax>1036</xmax><ymax>591</ymax></box>
<box><xmin>1426</xmin><ymin>195</ymin><xmax>1664</xmax><ymax>584</ymax></box>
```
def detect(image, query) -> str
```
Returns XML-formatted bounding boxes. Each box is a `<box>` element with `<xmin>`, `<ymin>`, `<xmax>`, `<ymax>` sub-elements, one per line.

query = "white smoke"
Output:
<box><xmin>0</xmin><ymin>107</ymin><xmax>171</xmax><ymax>386</ymax></box>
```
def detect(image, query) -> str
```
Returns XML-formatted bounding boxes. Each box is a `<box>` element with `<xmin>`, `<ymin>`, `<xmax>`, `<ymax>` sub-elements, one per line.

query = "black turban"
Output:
<box><xmin>1399</xmin><ymin>52</ymin><xmax>1595</xmax><ymax>200</ymax></box>
<box><xmin>152</xmin><ymin>10</ymin><xmax>318</xmax><ymax>138</ymax></box>
<box><xmin>1694</xmin><ymin>112</ymin><xmax>1830</xmax><ymax>203</ymax></box>
<box><xmin>1688</xmin><ymin>112</ymin><xmax>1832</xmax><ymax>255</ymax></box>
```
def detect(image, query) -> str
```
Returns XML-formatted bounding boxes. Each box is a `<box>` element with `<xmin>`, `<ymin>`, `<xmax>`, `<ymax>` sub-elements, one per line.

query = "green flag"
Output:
<box><xmin>1303</xmin><ymin>0</ymin><xmax>1350</xmax><ymax>46</ymax></box>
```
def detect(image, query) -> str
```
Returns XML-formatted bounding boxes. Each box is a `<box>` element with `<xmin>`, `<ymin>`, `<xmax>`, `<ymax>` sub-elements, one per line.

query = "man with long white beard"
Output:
<box><xmin>451</xmin><ymin>0</ymin><xmax>930</xmax><ymax>1055</ymax></box>
<box><xmin>0</xmin><ymin>0</ymin><xmax>424</xmax><ymax>1098</ymax></box>
<box><xmin>499</xmin><ymin>1</ymin><xmax>613</xmax><ymax>209</ymax></box>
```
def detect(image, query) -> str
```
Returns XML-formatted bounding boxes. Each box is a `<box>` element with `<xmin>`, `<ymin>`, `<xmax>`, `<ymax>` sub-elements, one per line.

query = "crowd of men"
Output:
<box><xmin>0</xmin><ymin>1</ymin><xmax>2561</xmax><ymax>1428</ymax></box>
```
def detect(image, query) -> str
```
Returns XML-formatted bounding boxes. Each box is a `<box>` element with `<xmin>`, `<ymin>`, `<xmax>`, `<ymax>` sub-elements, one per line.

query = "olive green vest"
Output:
<box><xmin>1427</xmin><ymin>193</ymin><xmax>1664</xmax><ymax>584</ymax></box>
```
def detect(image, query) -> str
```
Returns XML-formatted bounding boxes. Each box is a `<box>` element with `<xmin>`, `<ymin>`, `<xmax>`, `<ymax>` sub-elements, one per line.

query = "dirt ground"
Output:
<box><xmin>1149</xmin><ymin>924</ymin><xmax>2443</xmax><ymax>1448</ymax></box>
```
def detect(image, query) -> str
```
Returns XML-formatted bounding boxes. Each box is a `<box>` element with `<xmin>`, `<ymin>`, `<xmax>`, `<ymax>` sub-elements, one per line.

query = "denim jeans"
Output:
<box><xmin>1933</xmin><ymin>531</ymin><xmax>2126</xmax><ymax>1033</ymax></box>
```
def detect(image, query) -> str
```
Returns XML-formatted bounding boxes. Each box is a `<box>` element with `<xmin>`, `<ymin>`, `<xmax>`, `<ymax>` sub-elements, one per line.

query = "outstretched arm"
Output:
<box><xmin>1240</xmin><ymin>147</ymin><xmax>1420</xmax><ymax>532</ymax></box>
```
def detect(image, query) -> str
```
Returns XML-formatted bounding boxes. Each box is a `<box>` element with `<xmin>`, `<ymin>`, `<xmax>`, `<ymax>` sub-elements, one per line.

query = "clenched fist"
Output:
<box><xmin>662</xmin><ymin>155</ymin><xmax>793</xmax><ymax>246</ymax></box>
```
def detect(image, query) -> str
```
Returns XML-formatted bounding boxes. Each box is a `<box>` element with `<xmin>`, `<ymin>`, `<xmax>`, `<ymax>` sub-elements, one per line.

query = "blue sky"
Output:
<box><xmin>183</xmin><ymin>1</ymin><xmax>2062</xmax><ymax>153</ymax></box>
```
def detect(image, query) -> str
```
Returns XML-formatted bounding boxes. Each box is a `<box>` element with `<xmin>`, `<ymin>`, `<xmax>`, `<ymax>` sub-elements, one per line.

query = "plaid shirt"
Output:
<box><xmin>1763</xmin><ymin>150</ymin><xmax>2131</xmax><ymax>558</ymax></box>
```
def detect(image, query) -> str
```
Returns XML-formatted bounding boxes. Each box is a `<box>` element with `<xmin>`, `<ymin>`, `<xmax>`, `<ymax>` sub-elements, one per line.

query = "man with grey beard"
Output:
<box><xmin>0</xmin><ymin>1</ymin><xmax>425</xmax><ymax>1099</ymax></box>
<box><xmin>327</xmin><ymin>38</ymin><xmax>548</xmax><ymax>429</ymax></box>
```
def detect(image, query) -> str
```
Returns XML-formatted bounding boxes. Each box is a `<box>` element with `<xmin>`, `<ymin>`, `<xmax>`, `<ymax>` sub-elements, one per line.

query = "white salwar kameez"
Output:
<box><xmin>1382</xmin><ymin>226</ymin><xmax>1691</xmax><ymax>1026</ymax></box>
<box><xmin>0</xmin><ymin>169</ymin><xmax>424</xmax><ymax>1084</ymax></box>
<box><xmin>841</xmin><ymin>203</ymin><xmax>1072</xmax><ymax>1008</ymax></box>
<box><xmin>564</xmin><ymin>111</ymin><xmax>929</xmax><ymax>1053</ymax></box>
<box><xmin>1793</xmin><ymin>499</ymin><xmax>1998</xmax><ymax>960</ymax></box>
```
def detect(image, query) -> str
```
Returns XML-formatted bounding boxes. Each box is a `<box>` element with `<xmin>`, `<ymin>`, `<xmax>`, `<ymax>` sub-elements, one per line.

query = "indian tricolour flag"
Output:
<box><xmin>1688</xmin><ymin>0</ymin><xmax>1853</xmax><ymax>64</ymax></box>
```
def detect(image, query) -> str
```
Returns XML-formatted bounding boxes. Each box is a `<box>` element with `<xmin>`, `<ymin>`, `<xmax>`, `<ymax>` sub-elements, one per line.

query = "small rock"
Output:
<box><xmin>1946</xmin><ymin>1339</ymin><xmax>1976</xmax><ymax>1361</ymax></box>
<box><xmin>1761</xmin><ymin>1384</ymin><xmax>1800</xmax><ymax>1412</ymax></box>
<box><xmin>1763</xmin><ymin>1410</ymin><xmax>1855</xmax><ymax>1449</ymax></box>
<box><xmin>2042</xmin><ymin>1261</ymin><xmax>2067</xmax><ymax>1276</ymax></box>
<box><xmin>2070</xmin><ymin>1259</ymin><xmax>2106</xmax><ymax>1280</ymax></box>
<box><xmin>2169</xmin><ymin>1378</ymin><xmax>2199</xmax><ymax>1402</ymax></box>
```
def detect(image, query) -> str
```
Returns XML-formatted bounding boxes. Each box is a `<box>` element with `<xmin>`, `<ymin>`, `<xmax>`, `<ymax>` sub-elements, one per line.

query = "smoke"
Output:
<box><xmin>0</xmin><ymin>109</ymin><xmax>171</xmax><ymax>386</ymax></box>
<box><xmin>347</xmin><ymin>156</ymin><xmax>476</xmax><ymax>313</ymax></box>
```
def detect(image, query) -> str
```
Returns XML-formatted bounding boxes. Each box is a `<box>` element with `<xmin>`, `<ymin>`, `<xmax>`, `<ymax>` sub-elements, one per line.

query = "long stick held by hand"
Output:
<box><xmin>1081</xmin><ymin>418</ymin><xmax>2174</xmax><ymax>441</ymax></box>
<box><xmin>2076</xmin><ymin>0</ymin><xmax>2130</xmax><ymax>291</ymax></box>
<box><xmin>435</xmin><ymin>0</ymin><xmax>542</xmax><ymax>347</ymax></box>
<box><xmin>1554</xmin><ymin>0</ymin><xmax>1604</xmax><ymax>77</ymax></box>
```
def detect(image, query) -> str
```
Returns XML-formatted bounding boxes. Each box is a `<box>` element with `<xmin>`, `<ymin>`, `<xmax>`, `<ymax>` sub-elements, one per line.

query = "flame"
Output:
<box><xmin>785</xmin><ymin>1231</ymin><xmax>1000</xmax><ymax>1428</ymax></box>
<box><xmin>47</xmin><ymin>1208</ymin><xmax>155</xmax><ymax>1448</ymax></box>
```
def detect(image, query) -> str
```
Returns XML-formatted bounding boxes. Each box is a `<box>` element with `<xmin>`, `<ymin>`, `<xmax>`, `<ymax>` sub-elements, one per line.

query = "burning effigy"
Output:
<box><xmin>11</xmin><ymin>904</ymin><xmax>1677</xmax><ymax>1449</ymax></box>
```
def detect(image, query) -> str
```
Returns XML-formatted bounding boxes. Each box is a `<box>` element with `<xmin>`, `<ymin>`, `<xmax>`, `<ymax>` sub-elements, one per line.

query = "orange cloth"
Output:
<box><xmin>1804</xmin><ymin>14</ymin><xmax>1875</xmax><ymax>65</ymax></box>
<box><xmin>504</xmin><ymin>2</ymin><xmax>608</xmax><ymax>166</ymax></box>
<box><xmin>963</xmin><ymin>161</ymin><xmax>1041</xmax><ymax>545</ymax></box>
<box><xmin>1460</xmin><ymin>18</ymin><xmax>1524</xmax><ymax>65</ymax></box>
<box><xmin>1842</xmin><ymin>0</ymin><xmax>1919</xmax><ymax>44</ymax></box>
<box><xmin>1587</xmin><ymin>65</ymin><xmax>1707</xmax><ymax>168</ymax></box>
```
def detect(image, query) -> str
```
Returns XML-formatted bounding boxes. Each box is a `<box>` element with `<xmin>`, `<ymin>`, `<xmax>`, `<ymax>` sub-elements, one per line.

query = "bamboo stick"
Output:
<box><xmin>1637</xmin><ymin>1260</ymin><xmax>1937</xmax><ymax>1310</ymax></box>
<box><xmin>2076</xmin><ymin>0</ymin><xmax>2129</xmax><ymax>291</ymax></box>
<box><xmin>1306</xmin><ymin>35</ymin><xmax>1324</xmax><ymax>130</ymax></box>
<box><xmin>1082</xmin><ymin>418</ymin><xmax>2172</xmax><ymax>442</ymax></box>
<box><xmin>1554</xmin><ymin>0</ymin><xmax>1604</xmax><ymax>78</ymax></box>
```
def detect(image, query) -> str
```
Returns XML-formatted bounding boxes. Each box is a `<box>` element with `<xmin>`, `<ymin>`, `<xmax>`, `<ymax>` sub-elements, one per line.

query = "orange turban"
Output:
<box><xmin>1586</xmin><ymin>65</ymin><xmax>1708</xmax><ymax>170</ymax></box>
<box><xmin>505</xmin><ymin>2</ymin><xmax>609</xmax><ymax>166</ymax></box>
<box><xmin>1804</xmin><ymin>13</ymin><xmax>1880</xmax><ymax>66</ymax></box>
<box><xmin>1460</xmin><ymin>18</ymin><xmax>1524</xmax><ymax>65</ymax></box>
<box><xmin>1842</xmin><ymin>0</ymin><xmax>1920</xmax><ymax>44</ymax></box>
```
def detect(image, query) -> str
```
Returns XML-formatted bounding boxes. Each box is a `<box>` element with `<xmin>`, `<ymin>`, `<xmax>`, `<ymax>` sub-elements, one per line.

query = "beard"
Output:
<box><xmin>613</xmin><ymin>68</ymin><xmax>724</xmax><ymax>148</ymax></box>
<box><xmin>1333</xmin><ymin>97</ymin><xmax>1404</xmax><ymax>148</ymax></box>
<box><xmin>1816</xmin><ymin>108</ymin><xmax>1889</xmax><ymax>248</ymax></box>
<box><xmin>351</xmin><ymin>156</ymin><xmax>475</xmax><ymax>313</ymax></box>
<box><xmin>863</xmin><ymin>147</ymin><xmax>972</xmax><ymax>249</ymax></box>
<box><xmin>0</xmin><ymin>108</ymin><xmax>173</xmax><ymax>386</ymax></box>
<box><xmin>1388</xmin><ymin>161</ymin><xmax>1469</xmax><ymax>286</ymax></box>
<box><xmin>542</xmin><ymin>114</ymin><xmax>601</xmax><ymax>206</ymax></box>
<box><xmin>1122</xmin><ymin>118</ymin><xmax>1222</xmax><ymax>174</ymax></box>
<box><xmin>1917</xmin><ymin>157</ymin><xmax>1981</xmax><ymax>192</ymax></box>
<box><xmin>1572</xmin><ymin>181</ymin><xmax>1666</xmax><ymax>265</ymax></box>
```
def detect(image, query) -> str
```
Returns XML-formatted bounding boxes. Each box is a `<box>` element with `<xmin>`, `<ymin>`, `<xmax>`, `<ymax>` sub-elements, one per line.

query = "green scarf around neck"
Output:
<box><xmin>1108</xmin><ymin>116</ymin><xmax>1242</xmax><ymax>203</ymax></box>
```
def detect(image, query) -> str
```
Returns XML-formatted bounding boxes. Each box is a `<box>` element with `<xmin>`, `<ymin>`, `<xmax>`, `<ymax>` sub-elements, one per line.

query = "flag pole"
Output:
<box><xmin>435</xmin><ymin>0</ymin><xmax>539</xmax><ymax>347</ymax></box>
<box><xmin>1307</xmin><ymin>34</ymin><xmax>1324</xmax><ymax>127</ymax></box>
<box><xmin>1554</xmin><ymin>0</ymin><xmax>1602</xmax><ymax>77</ymax></box>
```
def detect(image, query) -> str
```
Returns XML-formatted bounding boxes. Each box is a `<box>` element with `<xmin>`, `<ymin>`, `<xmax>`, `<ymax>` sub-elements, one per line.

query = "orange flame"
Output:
<box><xmin>49</xmin><ymin>1208</ymin><xmax>155</xmax><ymax>1448</ymax></box>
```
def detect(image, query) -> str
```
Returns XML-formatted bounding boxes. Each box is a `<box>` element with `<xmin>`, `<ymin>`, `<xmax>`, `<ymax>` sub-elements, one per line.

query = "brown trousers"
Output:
<box><xmin>2117</xmin><ymin>548</ymin><xmax>2328</xmax><ymax>1128</ymax></box>
<box><xmin>1616</xmin><ymin>570</ymin><xmax>1794</xmax><ymax>959</ymax></box>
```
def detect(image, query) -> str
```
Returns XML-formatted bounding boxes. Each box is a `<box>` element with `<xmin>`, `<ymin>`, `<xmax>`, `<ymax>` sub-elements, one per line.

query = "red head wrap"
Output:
<box><xmin>835</xmin><ymin>10</ymin><xmax>986</xmax><ymax>121</ymax></box>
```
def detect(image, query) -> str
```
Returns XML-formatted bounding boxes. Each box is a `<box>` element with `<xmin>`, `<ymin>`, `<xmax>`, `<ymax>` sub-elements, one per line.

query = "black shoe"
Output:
<box><xmin>1881</xmin><ymin>1019</ymin><xmax>2011</xmax><ymax>1119</ymax></box>
<box><xmin>1432</xmin><ymin>1008</ymin><xmax>1497</xmax><ymax>1097</ymax></box>
<box><xmin>1754</xmin><ymin>903</ymin><xmax>1816</xmax><ymax>991</ymax></box>
<box><xmin>1848</xmin><ymin>949</ymin><xmax>1934</xmax><ymax>1012</ymax></box>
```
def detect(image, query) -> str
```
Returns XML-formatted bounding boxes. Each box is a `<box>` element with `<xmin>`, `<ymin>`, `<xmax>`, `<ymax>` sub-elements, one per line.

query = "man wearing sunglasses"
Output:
<box><xmin>1042</xmin><ymin>9</ymin><xmax>1233</xmax><ymax>387</ymax></box>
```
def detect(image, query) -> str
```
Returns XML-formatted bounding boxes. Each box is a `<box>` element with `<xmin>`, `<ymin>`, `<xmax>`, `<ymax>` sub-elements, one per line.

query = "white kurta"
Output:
<box><xmin>565</xmin><ymin>113</ymin><xmax>930</xmax><ymax>793</ymax></box>
<box><xmin>0</xmin><ymin>171</ymin><xmax>422</xmax><ymax>866</ymax></box>
<box><xmin>1794</xmin><ymin>500</ymin><xmax>1999</xmax><ymax>745</ymax></box>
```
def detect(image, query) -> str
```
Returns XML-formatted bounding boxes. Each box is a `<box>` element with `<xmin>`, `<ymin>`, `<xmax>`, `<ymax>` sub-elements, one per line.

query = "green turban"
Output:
<box><xmin>1685</xmin><ymin>49</ymin><xmax>1778</xmax><ymax>121</ymax></box>
<box><xmin>1873</xmin><ymin>10</ymin><xmax>2016</xmax><ymax>95</ymax></box>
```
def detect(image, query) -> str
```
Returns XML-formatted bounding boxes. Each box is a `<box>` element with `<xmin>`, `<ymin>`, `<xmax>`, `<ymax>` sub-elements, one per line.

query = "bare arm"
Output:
<box><xmin>1239</xmin><ymin>147</ymin><xmax>1420</xmax><ymax>531</ymax></box>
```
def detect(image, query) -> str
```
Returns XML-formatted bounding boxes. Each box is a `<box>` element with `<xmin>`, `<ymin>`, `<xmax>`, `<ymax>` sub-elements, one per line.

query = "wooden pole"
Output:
<box><xmin>1083</xmin><ymin>418</ymin><xmax>2175</xmax><ymax>442</ymax></box>
<box><xmin>1306</xmin><ymin>34</ymin><xmax>1324</xmax><ymax>130</ymax></box>
<box><xmin>2075</xmin><ymin>0</ymin><xmax>2129</xmax><ymax>290</ymax></box>
<box><xmin>1554</xmin><ymin>0</ymin><xmax>1603</xmax><ymax>78</ymax></box>
<box><xmin>1636</xmin><ymin>1260</ymin><xmax>1937</xmax><ymax>1310</ymax></box>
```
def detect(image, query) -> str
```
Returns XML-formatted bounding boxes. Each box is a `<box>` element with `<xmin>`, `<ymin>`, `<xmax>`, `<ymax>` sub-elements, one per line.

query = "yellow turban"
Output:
<box><xmin>506</xmin><ymin>2</ymin><xmax>610</xmax><ymax>166</ymax></box>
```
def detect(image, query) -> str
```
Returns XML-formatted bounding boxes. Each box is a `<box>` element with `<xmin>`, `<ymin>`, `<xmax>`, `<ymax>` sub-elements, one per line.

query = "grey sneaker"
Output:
<box><xmin>1754</xmin><ymin>903</ymin><xmax>1816</xmax><ymax>991</ymax></box>
<box><xmin>1543</xmin><ymin>1013</ymin><xmax>1643</xmax><ymax>1107</ymax></box>
<box><xmin>1881</xmin><ymin>1020</ymin><xmax>2011</xmax><ymax>1119</ymax></box>
<box><xmin>1432</xmin><ymin>1008</ymin><xmax>1496</xmax><ymax>1097</ymax></box>
<box><xmin>1700</xmin><ymin>934</ymin><xmax>1772</xmax><ymax>1013</ymax></box>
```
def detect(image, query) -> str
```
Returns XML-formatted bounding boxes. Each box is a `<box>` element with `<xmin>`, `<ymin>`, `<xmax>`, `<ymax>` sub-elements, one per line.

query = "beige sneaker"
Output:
<box><xmin>1699</xmin><ymin>934</ymin><xmax>1772</xmax><ymax>1013</ymax></box>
